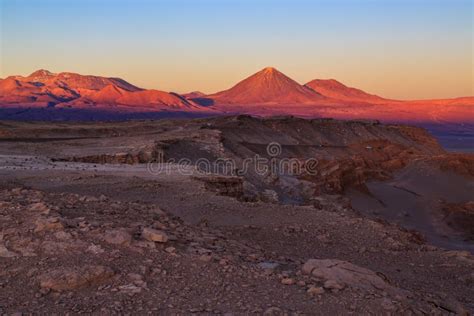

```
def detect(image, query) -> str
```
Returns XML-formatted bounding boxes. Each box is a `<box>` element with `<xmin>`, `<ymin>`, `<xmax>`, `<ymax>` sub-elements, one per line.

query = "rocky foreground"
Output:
<box><xmin>0</xmin><ymin>116</ymin><xmax>473</xmax><ymax>314</ymax></box>
<box><xmin>1</xmin><ymin>185</ymin><xmax>473</xmax><ymax>314</ymax></box>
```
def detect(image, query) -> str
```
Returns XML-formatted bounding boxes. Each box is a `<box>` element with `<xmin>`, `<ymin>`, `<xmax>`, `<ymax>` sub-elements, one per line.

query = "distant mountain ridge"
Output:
<box><xmin>25</xmin><ymin>69</ymin><xmax>141</xmax><ymax>92</ymax></box>
<box><xmin>304</xmin><ymin>79</ymin><xmax>387</xmax><ymax>103</ymax></box>
<box><xmin>0</xmin><ymin>69</ymin><xmax>201</xmax><ymax>111</ymax></box>
<box><xmin>0</xmin><ymin>67</ymin><xmax>472</xmax><ymax>126</ymax></box>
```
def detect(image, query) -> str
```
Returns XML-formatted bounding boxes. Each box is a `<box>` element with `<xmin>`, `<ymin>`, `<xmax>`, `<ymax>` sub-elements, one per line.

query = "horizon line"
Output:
<box><xmin>2</xmin><ymin>66</ymin><xmax>473</xmax><ymax>102</ymax></box>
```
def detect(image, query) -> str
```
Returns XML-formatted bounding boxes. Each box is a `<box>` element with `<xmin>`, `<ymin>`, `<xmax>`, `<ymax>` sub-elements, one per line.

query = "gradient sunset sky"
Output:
<box><xmin>1</xmin><ymin>0</ymin><xmax>472</xmax><ymax>99</ymax></box>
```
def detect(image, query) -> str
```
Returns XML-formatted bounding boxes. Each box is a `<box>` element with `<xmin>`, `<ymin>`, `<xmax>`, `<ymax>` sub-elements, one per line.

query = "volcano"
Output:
<box><xmin>207</xmin><ymin>67</ymin><xmax>324</xmax><ymax>105</ymax></box>
<box><xmin>305</xmin><ymin>79</ymin><xmax>387</xmax><ymax>103</ymax></box>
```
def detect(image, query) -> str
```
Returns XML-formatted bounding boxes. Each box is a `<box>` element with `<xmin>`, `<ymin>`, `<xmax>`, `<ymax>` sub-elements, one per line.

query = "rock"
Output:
<box><xmin>151</xmin><ymin>206</ymin><xmax>166</xmax><ymax>216</ymax></box>
<box><xmin>104</xmin><ymin>229</ymin><xmax>132</xmax><ymax>246</ymax></box>
<box><xmin>165</xmin><ymin>246</ymin><xmax>176</xmax><ymax>253</ymax></box>
<box><xmin>87</xmin><ymin>244</ymin><xmax>105</xmax><ymax>254</ymax></box>
<box><xmin>323</xmin><ymin>280</ymin><xmax>345</xmax><ymax>290</ymax></box>
<box><xmin>441</xmin><ymin>201</ymin><xmax>474</xmax><ymax>241</ymax></box>
<box><xmin>193</xmin><ymin>175</ymin><xmax>244</xmax><ymax>198</ymax></box>
<box><xmin>0</xmin><ymin>243</ymin><xmax>18</xmax><ymax>258</ymax></box>
<box><xmin>444</xmin><ymin>250</ymin><xmax>474</xmax><ymax>264</ymax></box>
<box><xmin>11</xmin><ymin>240</ymin><xmax>36</xmax><ymax>257</ymax></box>
<box><xmin>127</xmin><ymin>273</ymin><xmax>147</xmax><ymax>288</ymax></box>
<box><xmin>118</xmin><ymin>284</ymin><xmax>142</xmax><ymax>294</ymax></box>
<box><xmin>307</xmin><ymin>286</ymin><xmax>325</xmax><ymax>295</ymax></box>
<box><xmin>219</xmin><ymin>258</ymin><xmax>229</xmax><ymax>266</ymax></box>
<box><xmin>263</xmin><ymin>307</ymin><xmax>283</xmax><ymax>315</ymax></box>
<box><xmin>127</xmin><ymin>273</ymin><xmax>143</xmax><ymax>282</ymax></box>
<box><xmin>259</xmin><ymin>189</ymin><xmax>279</xmax><ymax>203</ymax></box>
<box><xmin>199</xmin><ymin>254</ymin><xmax>212</xmax><ymax>262</ymax></box>
<box><xmin>11</xmin><ymin>188</ymin><xmax>23</xmax><ymax>195</ymax></box>
<box><xmin>141</xmin><ymin>227</ymin><xmax>168</xmax><ymax>243</ymax></box>
<box><xmin>302</xmin><ymin>259</ymin><xmax>398</xmax><ymax>293</ymax></box>
<box><xmin>38</xmin><ymin>265</ymin><xmax>114</xmax><ymax>291</ymax></box>
<box><xmin>258</xmin><ymin>261</ymin><xmax>279</xmax><ymax>270</ymax></box>
<box><xmin>281</xmin><ymin>277</ymin><xmax>295</xmax><ymax>285</ymax></box>
<box><xmin>34</xmin><ymin>217</ymin><xmax>64</xmax><ymax>233</ymax></box>
<box><xmin>54</xmin><ymin>231</ymin><xmax>72</xmax><ymax>240</ymax></box>
<box><xmin>29</xmin><ymin>202</ymin><xmax>50</xmax><ymax>214</ymax></box>
<box><xmin>135</xmin><ymin>241</ymin><xmax>156</xmax><ymax>249</ymax></box>
<box><xmin>152</xmin><ymin>221</ymin><xmax>167</xmax><ymax>230</ymax></box>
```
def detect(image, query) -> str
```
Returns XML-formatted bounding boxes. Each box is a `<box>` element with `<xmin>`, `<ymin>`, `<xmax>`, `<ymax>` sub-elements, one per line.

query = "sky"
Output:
<box><xmin>0</xmin><ymin>0</ymin><xmax>472</xmax><ymax>99</ymax></box>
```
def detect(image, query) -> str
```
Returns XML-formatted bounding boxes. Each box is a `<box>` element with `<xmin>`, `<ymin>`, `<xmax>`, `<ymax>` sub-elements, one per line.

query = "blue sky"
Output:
<box><xmin>1</xmin><ymin>0</ymin><xmax>472</xmax><ymax>99</ymax></box>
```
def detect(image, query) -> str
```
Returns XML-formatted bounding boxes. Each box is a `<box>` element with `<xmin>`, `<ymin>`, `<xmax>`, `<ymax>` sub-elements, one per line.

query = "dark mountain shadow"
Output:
<box><xmin>0</xmin><ymin>107</ymin><xmax>218</xmax><ymax>121</ymax></box>
<box><xmin>190</xmin><ymin>97</ymin><xmax>214</xmax><ymax>107</ymax></box>
<box><xmin>169</xmin><ymin>92</ymin><xmax>193</xmax><ymax>106</ymax></box>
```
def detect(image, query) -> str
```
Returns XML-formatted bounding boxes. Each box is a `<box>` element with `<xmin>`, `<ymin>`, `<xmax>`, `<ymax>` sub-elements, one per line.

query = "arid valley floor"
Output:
<box><xmin>0</xmin><ymin>116</ymin><xmax>473</xmax><ymax>314</ymax></box>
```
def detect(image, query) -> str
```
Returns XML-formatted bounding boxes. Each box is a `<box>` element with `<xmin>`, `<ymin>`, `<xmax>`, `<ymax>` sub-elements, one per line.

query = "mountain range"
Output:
<box><xmin>0</xmin><ymin>67</ymin><xmax>472</xmax><ymax>126</ymax></box>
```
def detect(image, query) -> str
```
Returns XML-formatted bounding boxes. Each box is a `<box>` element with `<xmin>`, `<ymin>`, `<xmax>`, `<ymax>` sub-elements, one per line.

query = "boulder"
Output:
<box><xmin>103</xmin><ymin>229</ymin><xmax>132</xmax><ymax>246</ymax></box>
<box><xmin>29</xmin><ymin>202</ymin><xmax>51</xmax><ymax>214</ymax></box>
<box><xmin>281</xmin><ymin>277</ymin><xmax>295</xmax><ymax>285</ymax></box>
<box><xmin>302</xmin><ymin>259</ymin><xmax>396</xmax><ymax>293</ymax></box>
<box><xmin>38</xmin><ymin>265</ymin><xmax>114</xmax><ymax>291</ymax></box>
<box><xmin>307</xmin><ymin>286</ymin><xmax>325</xmax><ymax>295</ymax></box>
<box><xmin>142</xmin><ymin>227</ymin><xmax>168</xmax><ymax>243</ymax></box>
<box><xmin>0</xmin><ymin>244</ymin><xmax>18</xmax><ymax>258</ymax></box>
<box><xmin>34</xmin><ymin>217</ymin><xmax>64</xmax><ymax>233</ymax></box>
